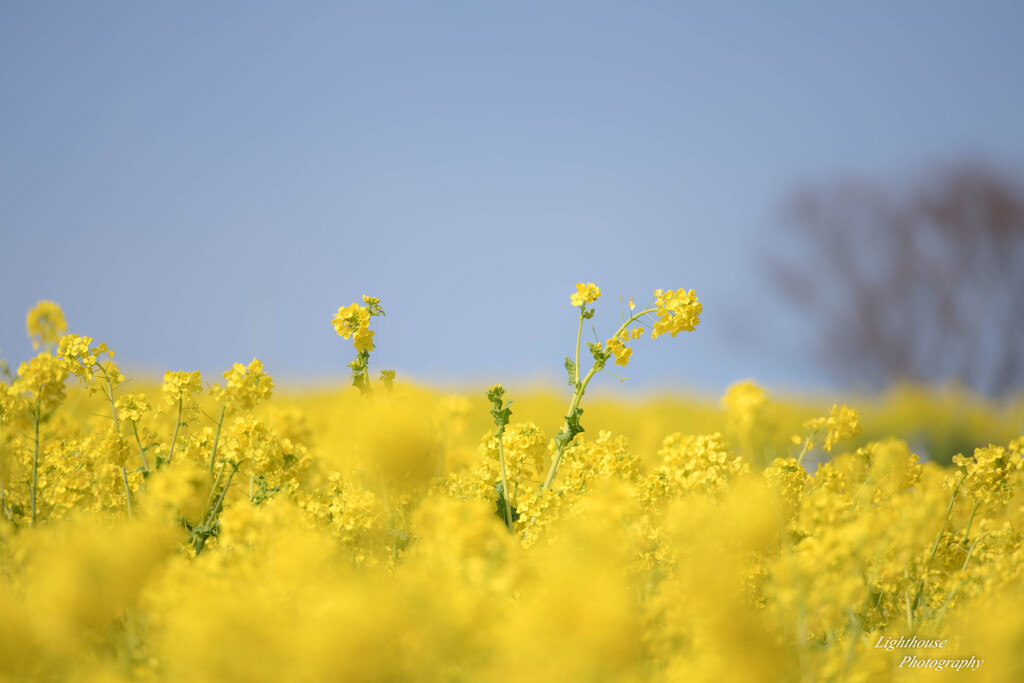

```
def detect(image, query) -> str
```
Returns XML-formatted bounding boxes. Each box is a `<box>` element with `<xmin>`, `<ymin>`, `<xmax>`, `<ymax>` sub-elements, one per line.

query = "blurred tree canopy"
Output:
<box><xmin>772</xmin><ymin>162</ymin><xmax>1024</xmax><ymax>397</ymax></box>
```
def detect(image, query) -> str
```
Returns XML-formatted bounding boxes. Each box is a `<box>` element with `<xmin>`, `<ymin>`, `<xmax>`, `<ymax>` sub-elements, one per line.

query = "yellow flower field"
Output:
<box><xmin>2</xmin><ymin>292</ymin><xmax>1024</xmax><ymax>682</ymax></box>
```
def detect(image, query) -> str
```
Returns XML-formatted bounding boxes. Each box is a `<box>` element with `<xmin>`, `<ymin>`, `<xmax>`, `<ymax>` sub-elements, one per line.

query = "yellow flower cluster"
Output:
<box><xmin>952</xmin><ymin>443</ymin><xmax>1023</xmax><ymax>505</ymax></box>
<box><xmin>332</xmin><ymin>297</ymin><xmax>376</xmax><ymax>353</ymax></box>
<box><xmin>605</xmin><ymin>334</ymin><xmax>632</xmax><ymax>367</ymax></box>
<box><xmin>212</xmin><ymin>358</ymin><xmax>274</xmax><ymax>412</ymax></box>
<box><xmin>605</xmin><ymin>327</ymin><xmax>643</xmax><ymax>367</ymax></box>
<box><xmin>114</xmin><ymin>393</ymin><xmax>151</xmax><ymax>424</ymax></box>
<box><xmin>479</xmin><ymin>421</ymin><xmax>547</xmax><ymax>485</ymax></box>
<box><xmin>797</xmin><ymin>403</ymin><xmax>862</xmax><ymax>453</ymax></box>
<box><xmin>59</xmin><ymin>334</ymin><xmax>123</xmax><ymax>388</ymax></box>
<box><xmin>654</xmin><ymin>431</ymin><xmax>749</xmax><ymax>498</ymax></box>
<box><xmin>651</xmin><ymin>288</ymin><xmax>702</xmax><ymax>338</ymax></box>
<box><xmin>570</xmin><ymin>282</ymin><xmax>601</xmax><ymax>307</ymax></box>
<box><xmin>1</xmin><ymin>299</ymin><xmax>1024</xmax><ymax>682</ymax></box>
<box><xmin>823</xmin><ymin>404</ymin><xmax>861</xmax><ymax>451</ymax></box>
<box><xmin>25</xmin><ymin>300</ymin><xmax>67</xmax><ymax>350</ymax></box>
<box><xmin>161</xmin><ymin>370</ymin><xmax>203</xmax><ymax>406</ymax></box>
<box><xmin>13</xmin><ymin>352</ymin><xmax>68</xmax><ymax>413</ymax></box>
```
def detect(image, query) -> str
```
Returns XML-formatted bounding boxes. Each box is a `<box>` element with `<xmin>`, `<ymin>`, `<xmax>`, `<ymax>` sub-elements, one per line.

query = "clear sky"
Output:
<box><xmin>2</xmin><ymin>2</ymin><xmax>1023</xmax><ymax>396</ymax></box>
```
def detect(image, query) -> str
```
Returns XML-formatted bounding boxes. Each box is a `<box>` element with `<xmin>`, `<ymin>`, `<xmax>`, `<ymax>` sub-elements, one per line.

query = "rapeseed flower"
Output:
<box><xmin>570</xmin><ymin>282</ymin><xmax>601</xmax><ymax>307</ymax></box>
<box><xmin>212</xmin><ymin>359</ymin><xmax>273</xmax><ymax>412</ymax></box>
<box><xmin>651</xmin><ymin>288</ymin><xmax>702</xmax><ymax>338</ymax></box>
<box><xmin>26</xmin><ymin>300</ymin><xmax>67</xmax><ymax>350</ymax></box>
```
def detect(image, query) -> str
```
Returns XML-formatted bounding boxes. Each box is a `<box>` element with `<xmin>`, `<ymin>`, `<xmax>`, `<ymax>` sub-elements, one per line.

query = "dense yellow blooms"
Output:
<box><xmin>60</xmin><ymin>334</ymin><xmax>124</xmax><ymax>390</ymax></box>
<box><xmin>796</xmin><ymin>402</ymin><xmax>862</xmax><ymax>454</ymax></box>
<box><xmin>211</xmin><ymin>358</ymin><xmax>273</xmax><ymax>412</ymax></box>
<box><xmin>651</xmin><ymin>287</ymin><xmax>702</xmax><ymax>338</ymax></box>
<box><xmin>57</xmin><ymin>334</ymin><xmax>94</xmax><ymax>380</ymax></box>
<box><xmin>952</xmin><ymin>443</ymin><xmax>1023</xmax><ymax>506</ymax></box>
<box><xmin>821</xmin><ymin>403</ymin><xmax>861</xmax><ymax>451</ymax></box>
<box><xmin>115</xmin><ymin>393</ymin><xmax>151</xmax><ymax>424</ymax></box>
<box><xmin>13</xmin><ymin>352</ymin><xmax>68</xmax><ymax>414</ymax></box>
<box><xmin>161</xmin><ymin>370</ymin><xmax>203</xmax><ymax>406</ymax></box>
<box><xmin>332</xmin><ymin>300</ymin><xmax>374</xmax><ymax>352</ymax></box>
<box><xmin>1</xmin><ymin>298</ymin><xmax>1023</xmax><ymax>682</ymax></box>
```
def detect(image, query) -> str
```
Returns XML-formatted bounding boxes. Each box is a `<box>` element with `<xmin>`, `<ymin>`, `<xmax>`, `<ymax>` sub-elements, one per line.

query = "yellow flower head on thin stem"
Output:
<box><xmin>802</xmin><ymin>404</ymin><xmax>861</xmax><ymax>452</ymax></box>
<box><xmin>58</xmin><ymin>335</ymin><xmax>123</xmax><ymax>392</ymax></box>
<box><xmin>333</xmin><ymin>303</ymin><xmax>370</xmax><ymax>340</ymax></box>
<box><xmin>212</xmin><ymin>358</ymin><xmax>274</xmax><ymax>412</ymax></box>
<box><xmin>952</xmin><ymin>444</ymin><xmax>1023</xmax><ymax>505</ymax></box>
<box><xmin>13</xmin><ymin>352</ymin><xmax>68</xmax><ymax>413</ymax></box>
<box><xmin>26</xmin><ymin>301</ymin><xmax>67</xmax><ymax>350</ymax></box>
<box><xmin>352</xmin><ymin>327</ymin><xmax>375</xmax><ymax>353</ymax></box>
<box><xmin>333</xmin><ymin>296</ymin><xmax>387</xmax><ymax>394</ymax></box>
<box><xmin>605</xmin><ymin>334</ymin><xmax>633</xmax><ymax>367</ymax></box>
<box><xmin>333</xmin><ymin>297</ymin><xmax>383</xmax><ymax>353</ymax></box>
<box><xmin>651</xmin><ymin>288</ymin><xmax>702</xmax><ymax>339</ymax></box>
<box><xmin>58</xmin><ymin>334</ymin><xmax>97</xmax><ymax>383</ymax></box>
<box><xmin>115</xmin><ymin>393</ymin><xmax>151</xmax><ymax>424</ymax></box>
<box><xmin>162</xmin><ymin>371</ymin><xmax>203</xmax><ymax>407</ymax></box>
<box><xmin>571</xmin><ymin>283</ymin><xmax>601</xmax><ymax>308</ymax></box>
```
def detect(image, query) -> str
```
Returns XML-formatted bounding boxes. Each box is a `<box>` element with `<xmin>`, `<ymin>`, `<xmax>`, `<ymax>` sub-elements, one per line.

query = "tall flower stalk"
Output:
<box><xmin>542</xmin><ymin>284</ymin><xmax>703</xmax><ymax>491</ymax></box>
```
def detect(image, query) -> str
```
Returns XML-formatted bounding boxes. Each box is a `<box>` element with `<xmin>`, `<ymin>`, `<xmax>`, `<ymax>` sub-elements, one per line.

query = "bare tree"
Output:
<box><xmin>770</xmin><ymin>162</ymin><xmax>1024</xmax><ymax>397</ymax></box>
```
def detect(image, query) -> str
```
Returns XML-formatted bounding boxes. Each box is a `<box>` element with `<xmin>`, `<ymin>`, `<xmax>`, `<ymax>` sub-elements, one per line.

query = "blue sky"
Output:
<box><xmin>2</xmin><ymin>2</ymin><xmax>1022</xmax><ymax>396</ymax></box>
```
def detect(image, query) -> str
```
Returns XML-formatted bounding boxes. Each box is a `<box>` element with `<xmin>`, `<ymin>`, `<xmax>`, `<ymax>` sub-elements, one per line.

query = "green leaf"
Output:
<box><xmin>563</xmin><ymin>356</ymin><xmax>578</xmax><ymax>386</ymax></box>
<box><xmin>487</xmin><ymin>385</ymin><xmax>513</xmax><ymax>432</ymax></box>
<box><xmin>493</xmin><ymin>480</ymin><xmax>520</xmax><ymax>526</ymax></box>
<box><xmin>553</xmin><ymin>406</ymin><xmax>585</xmax><ymax>450</ymax></box>
<box><xmin>490</xmin><ymin>404</ymin><xmax>512</xmax><ymax>431</ymax></box>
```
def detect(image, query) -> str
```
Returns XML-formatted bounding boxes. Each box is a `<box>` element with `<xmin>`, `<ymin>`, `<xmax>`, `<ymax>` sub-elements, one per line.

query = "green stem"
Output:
<box><xmin>209</xmin><ymin>467</ymin><xmax>236</xmax><ymax>520</ymax></box>
<box><xmin>208</xmin><ymin>405</ymin><xmax>226</xmax><ymax>472</ymax></box>
<box><xmin>132</xmin><ymin>421</ymin><xmax>150</xmax><ymax>472</ymax></box>
<box><xmin>121</xmin><ymin>467</ymin><xmax>133</xmax><ymax>519</ymax></box>
<box><xmin>911</xmin><ymin>471</ymin><xmax>967</xmax><ymax>620</ymax></box>
<box><xmin>574</xmin><ymin>307</ymin><xmax>584</xmax><ymax>385</ymax></box>
<box><xmin>850</xmin><ymin>475</ymin><xmax>872</xmax><ymax>511</ymax></box>
<box><xmin>377</xmin><ymin>471</ymin><xmax>401</xmax><ymax>561</ymax></box>
<box><xmin>166</xmin><ymin>398</ymin><xmax>183</xmax><ymax>465</ymax></box>
<box><xmin>931</xmin><ymin>534</ymin><xmax>987</xmax><ymax>628</ymax></box>
<box><xmin>963</xmin><ymin>499</ymin><xmax>983</xmax><ymax>543</ymax></box>
<box><xmin>932</xmin><ymin>579</ymin><xmax>966</xmax><ymax>625</ymax></box>
<box><xmin>99</xmin><ymin>365</ymin><xmax>120</xmax><ymax>433</ymax></box>
<box><xmin>192</xmin><ymin>465</ymin><xmax>237</xmax><ymax>555</ymax></box>
<box><xmin>796</xmin><ymin>426</ymin><xmax>822</xmax><ymax>466</ymax></box>
<box><xmin>200</xmin><ymin>466</ymin><xmax>225</xmax><ymax>528</ymax></box>
<box><xmin>904</xmin><ymin>589</ymin><xmax>914</xmax><ymax>632</ymax></box>
<box><xmin>961</xmin><ymin>533</ymin><xmax>985</xmax><ymax>572</ymax></box>
<box><xmin>31</xmin><ymin>401</ymin><xmax>40</xmax><ymax>525</ymax></box>
<box><xmin>542</xmin><ymin>369</ymin><xmax>593</xmax><ymax>490</ymax></box>
<box><xmin>927</xmin><ymin>472</ymin><xmax>966</xmax><ymax>566</ymax></box>
<box><xmin>497</xmin><ymin>433</ymin><xmax>513</xmax><ymax>531</ymax></box>
<box><xmin>542</xmin><ymin>308</ymin><xmax>655</xmax><ymax>491</ymax></box>
<box><xmin>378</xmin><ymin>470</ymin><xmax>391</xmax><ymax>519</ymax></box>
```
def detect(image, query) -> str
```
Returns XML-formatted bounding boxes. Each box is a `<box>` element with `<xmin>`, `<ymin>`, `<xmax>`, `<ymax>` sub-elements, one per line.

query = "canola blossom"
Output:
<box><xmin>0</xmin><ymin>292</ymin><xmax>1023</xmax><ymax>682</ymax></box>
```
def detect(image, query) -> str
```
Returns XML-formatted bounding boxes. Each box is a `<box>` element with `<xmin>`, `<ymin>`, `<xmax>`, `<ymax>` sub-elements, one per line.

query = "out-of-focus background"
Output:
<box><xmin>2</xmin><ymin>2</ymin><xmax>1023</xmax><ymax>399</ymax></box>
